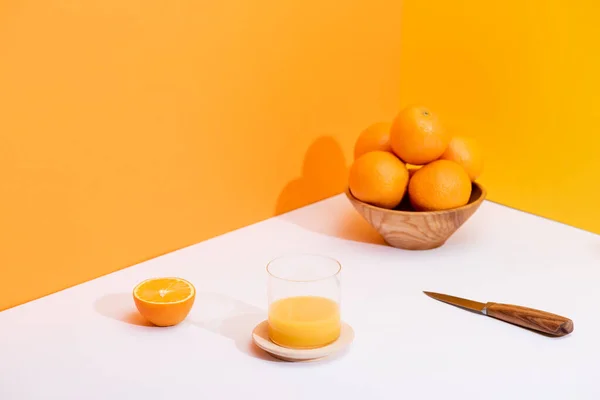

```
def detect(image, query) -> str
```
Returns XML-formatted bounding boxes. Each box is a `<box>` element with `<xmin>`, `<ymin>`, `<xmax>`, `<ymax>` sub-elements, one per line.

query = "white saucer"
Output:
<box><xmin>251</xmin><ymin>320</ymin><xmax>354</xmax><ymax>362</ymax></box>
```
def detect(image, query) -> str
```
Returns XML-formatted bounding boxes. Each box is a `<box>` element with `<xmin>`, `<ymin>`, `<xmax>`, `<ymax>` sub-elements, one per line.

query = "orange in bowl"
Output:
<box><xmin>353</xmin><ymin>121</ymin><xmax>393</xmax><ymax>160</ymax></box>
<box><xmin>439</xmin><ymin>136</ymin><xmax>484</xmax><ymax>181</ymax></box>
<box><xmin>390</xmin><ymin>105</ymin><xmax>451</xmax><ymax>165</ymax></box>
<box><xmin>133</xmin><ymin>277</ymin><xmax>196</xmax><ymax>327</ymax></box>
<box><xmin>348</xmin><ymin>150</ymin><xmax>409</xmax><ymax>210</ymax></box>
<box><xmin>408</xmin><ymin>159</ymin><xmax>472</xmax><ymax>211</ymax></box>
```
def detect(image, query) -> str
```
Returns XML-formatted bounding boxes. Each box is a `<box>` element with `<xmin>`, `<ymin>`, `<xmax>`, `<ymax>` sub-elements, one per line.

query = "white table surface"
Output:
<box><xmin>1</xmin><ymin>194</ymin><xmax>599</xmax><ymax>400</ymax></box>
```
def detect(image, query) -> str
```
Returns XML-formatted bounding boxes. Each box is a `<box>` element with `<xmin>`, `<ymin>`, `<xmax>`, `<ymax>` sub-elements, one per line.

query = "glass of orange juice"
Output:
<box><xmin>266</xmin><ymin>254</ymin><xmax>341</xmax><ymax>349</ymax></box>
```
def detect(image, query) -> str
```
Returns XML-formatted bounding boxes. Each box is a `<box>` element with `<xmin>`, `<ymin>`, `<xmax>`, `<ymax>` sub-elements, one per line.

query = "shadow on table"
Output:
<box><xmin>274</xmin><ymin>136</ymin><xmax>385</xmax><ymax>246</ymax></box>
<box><xmin>94</xmin><ymin>293</ymin><xmax>153</xmax><ymax>327</ymax></box>
<box><xmin>278</xmin><ymin>205</ymin><xmax>385</xmax><ymax>246</ymax></box>
<box><xmin>94</xmin><ymin>292</ymin><xmax>279</xmax><ymax>360</ymax></box>
<box><xmin>187</xmin><ymin>292</ymin><xmax>280</xmax><ymax>363</ymax></box>
<box><xmin>93</xmin><ymin>293</ymin><xmax>277</xmax><ymax>359</ymax></box>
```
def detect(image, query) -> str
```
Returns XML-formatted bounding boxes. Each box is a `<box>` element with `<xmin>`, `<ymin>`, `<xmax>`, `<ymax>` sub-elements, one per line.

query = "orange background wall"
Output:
<box><xmin>399</xmin><ymin>1</ymin><xmax>600</xmax><ymax>234</ymax></box>
<box><xmin>0</xmin><ymin>1</ymin><xmax>402</xmax><ymax>310</ymax></box>
<box><xmin>5</xmin><ymin>1</ymin><xmax>598</xmax><ymax>311</ymax></box>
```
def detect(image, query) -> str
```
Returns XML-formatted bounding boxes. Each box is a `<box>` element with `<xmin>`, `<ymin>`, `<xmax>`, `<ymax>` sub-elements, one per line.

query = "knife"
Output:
<box><xmin>424</xmin><ymin>291</ymin><xmax>574</xmax><ymax>337</ymax></box>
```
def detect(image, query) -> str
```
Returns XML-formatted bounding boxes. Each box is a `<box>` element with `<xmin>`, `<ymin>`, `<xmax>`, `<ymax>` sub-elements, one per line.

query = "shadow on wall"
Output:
<box><xmin>275</xmin><ymin>136</ymin><xmax>385</xmax><ymax>245</ymax></box>
<box><xmin>275</xmin><ymin>136</ymin><xmax>348</xmax><ymax>216</ymax></box>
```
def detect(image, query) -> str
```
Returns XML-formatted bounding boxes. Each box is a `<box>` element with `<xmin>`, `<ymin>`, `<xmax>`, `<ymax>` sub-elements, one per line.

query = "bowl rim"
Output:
<box><xmin>345</xmin><ymin>181</ymin><xmax>487</xmax><ymax>216</ymax></box>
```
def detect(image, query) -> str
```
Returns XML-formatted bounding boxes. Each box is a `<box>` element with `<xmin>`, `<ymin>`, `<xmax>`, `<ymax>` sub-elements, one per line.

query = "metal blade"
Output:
<box><xmin>423</xmin><ymin>291</ymin><xmax>487</xmax><ymax>314</ymax></box>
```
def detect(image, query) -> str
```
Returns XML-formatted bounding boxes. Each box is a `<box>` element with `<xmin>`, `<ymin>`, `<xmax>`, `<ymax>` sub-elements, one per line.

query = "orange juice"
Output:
<box><xmin>268</xmin><ymin>295</ymin><xmax>341</xmax><ymax>349</ymax></box>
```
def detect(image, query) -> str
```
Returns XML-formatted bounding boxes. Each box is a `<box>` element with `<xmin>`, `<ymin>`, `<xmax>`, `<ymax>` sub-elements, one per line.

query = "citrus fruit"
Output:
<box><xmin>439</xmin><ymin>136</ymin><xmax>484</xmax><ymax>181</ymax></box>
<box><xmin>390</xmin><ymin>105</ymin><xmax>451</xmax><ymax>165</ymax></box>
<box><xmin>133</xmin><ymin>277</ymin><xmax>195</xmax><ymax>327</ymax></box>
<box><xmin>353</xmin><ymin>121</ymin><xmax>393</xmax><ymax>159</ymax></box>
<box><xmin>408</xmin><ymin>159</ymin><xmax>472</xmax><ymax>211</ymax></box>
<box><xmin>348</xmin><ymin>150</ymin><xmax>409</xmax><ymax>209</ymax></box>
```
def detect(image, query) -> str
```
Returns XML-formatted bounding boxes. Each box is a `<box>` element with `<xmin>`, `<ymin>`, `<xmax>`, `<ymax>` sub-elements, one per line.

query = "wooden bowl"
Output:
<box><xmin>345</xmin><ymin>183</ymin><xmax>486</xmax><ymax>250</ymax></box>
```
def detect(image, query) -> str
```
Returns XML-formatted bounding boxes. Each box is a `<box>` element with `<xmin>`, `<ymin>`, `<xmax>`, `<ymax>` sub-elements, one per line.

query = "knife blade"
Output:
<box><xmin>424</xmin><ymin>291</ymin><xmax>574</xmax><ymax>337</ymax></box>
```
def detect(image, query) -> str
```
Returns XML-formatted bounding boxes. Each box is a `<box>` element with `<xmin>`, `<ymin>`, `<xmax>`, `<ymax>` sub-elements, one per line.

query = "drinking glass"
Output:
<box><xmin>266</xmin><ymin>254</ymin><xmax>342</xmax><ymax>349</ymax></box>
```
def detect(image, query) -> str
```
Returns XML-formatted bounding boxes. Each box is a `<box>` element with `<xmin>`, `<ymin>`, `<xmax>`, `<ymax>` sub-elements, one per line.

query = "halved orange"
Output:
<box><xmin>133</xmin><ymin>277</ymin><xmax>196</xmax><ymax>327</ymax></box>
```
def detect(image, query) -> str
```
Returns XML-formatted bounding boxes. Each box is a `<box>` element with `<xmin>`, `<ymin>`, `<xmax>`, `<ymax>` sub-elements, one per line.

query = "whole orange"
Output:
<box><xmin>390</xmin><ymin>105</ymin><xmax>451</xmax><ymax>165</ymax></box>
<box><xmin>408</xmin><ymin>160</ymin><xmax>471</xmax><ymax>211</ymax></box>
<box><xmin>353</xmin><ymin>122</ymin><xmax>393</xmax><ymax>159</ymax></box>
<box><xmin>439</xmin><ymin>136</ymin><xmax>484</xmax><ymax>181</ymax></box>
<box><xmin>348</xmin><ymin>151</ymin><xmax>409</xmax><ymax>209</ymax></box>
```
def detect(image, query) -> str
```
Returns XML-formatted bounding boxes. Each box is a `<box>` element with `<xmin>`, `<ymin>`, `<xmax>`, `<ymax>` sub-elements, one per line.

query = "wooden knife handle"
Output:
<box><xmin>484</xmin><ymin>302</ymin><xmax>574</xmax><ymax>337</ymax></box>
